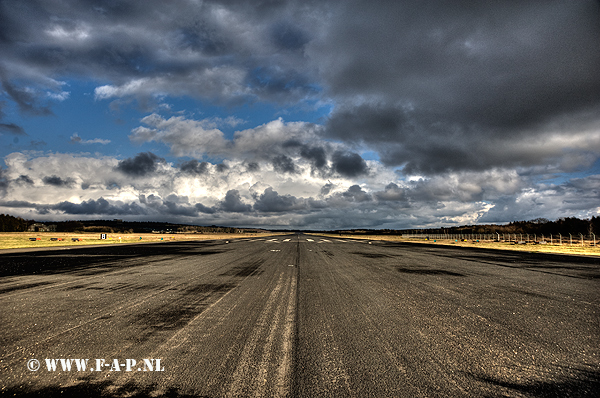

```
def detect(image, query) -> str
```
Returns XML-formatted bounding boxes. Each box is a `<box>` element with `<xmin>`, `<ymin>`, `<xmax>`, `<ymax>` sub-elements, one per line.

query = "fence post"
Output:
<box><xmin>559</xmin><ymin>233</ymin><xmax>562</xmax><ymax>245</ymax></box>
<box><xmin>580</xmin><ymin>233</ymin><xmax>584</xmax><ymax>247</ymax></box>
<box><xmin>569</xmin><ymin>233</ymin><xmax>572</xmax><ymax>246</ymax></box>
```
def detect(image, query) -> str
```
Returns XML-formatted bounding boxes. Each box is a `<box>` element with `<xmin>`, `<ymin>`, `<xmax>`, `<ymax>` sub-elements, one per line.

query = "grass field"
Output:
<box><xmin>0</xmin><ymin>232</ymin><xmax>283</xmax><ymax>250</ymax></box>
<box><xmin>314</xmin><ymin>233</ymin><xmax>600</xmax><ymax>257</ymax></box>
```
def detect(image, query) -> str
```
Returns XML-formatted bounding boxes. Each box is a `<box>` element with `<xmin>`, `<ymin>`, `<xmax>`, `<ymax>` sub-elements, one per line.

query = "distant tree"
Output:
<box><xmin>56</xmin><ymin>221</ymin><xmax>85</xmax><ymax>232</ymax></box>
<box><xmin>0</xmin><ymin>214</ymin><xmax>32</xmax><ymax>232</ymax></box>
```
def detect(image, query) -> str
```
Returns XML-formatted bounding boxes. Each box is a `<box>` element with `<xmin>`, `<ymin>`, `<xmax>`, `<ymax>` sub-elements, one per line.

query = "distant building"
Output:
<box><xmin>28</xmin><ymin>223</ymin><xmax>57</xmax><ymax>232</ymax></box>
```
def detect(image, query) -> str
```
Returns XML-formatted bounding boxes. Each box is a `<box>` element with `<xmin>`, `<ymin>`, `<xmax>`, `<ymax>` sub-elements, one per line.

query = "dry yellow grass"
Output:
<box><xmin>312</xmin><ymin>233</ymin><xmax>600</xmax><ymax>257</ymax></box>
<box><xmin>0</xmin><ymin>231</ymin><xmax>285</xmax><ymax>250</ymax></box>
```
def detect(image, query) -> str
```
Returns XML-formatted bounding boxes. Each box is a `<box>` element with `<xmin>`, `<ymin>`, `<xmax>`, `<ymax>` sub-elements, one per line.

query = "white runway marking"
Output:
<box><xmin>283</xmin><ymin>239</ymin><xmax>291</xmax><ymax>242</ymax></box>
<box><xmin>306</xmin><ymin>239</ymin><xmax>314</xmax><ymax>242</ymax></box>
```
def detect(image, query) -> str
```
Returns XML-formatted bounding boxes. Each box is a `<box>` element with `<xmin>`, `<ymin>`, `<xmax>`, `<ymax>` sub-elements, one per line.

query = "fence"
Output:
<box><xmin>402</xmin><ymin>232</ymin><xmax>597</xmax><ymax>246</ymax></box>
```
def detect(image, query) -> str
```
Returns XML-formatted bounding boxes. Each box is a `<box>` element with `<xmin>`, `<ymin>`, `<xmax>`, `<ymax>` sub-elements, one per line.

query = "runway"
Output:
<box><xmin>1</xmin><ymin>234</ymin><xmax>598</xmax><ymax>397</ymax></box>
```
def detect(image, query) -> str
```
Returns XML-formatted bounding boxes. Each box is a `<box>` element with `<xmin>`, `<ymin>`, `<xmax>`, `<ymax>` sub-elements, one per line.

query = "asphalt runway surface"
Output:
<box><xmin>0</xmin><ymin>234</ymin><xmax>598</xmax><ymax>397</ymax></box>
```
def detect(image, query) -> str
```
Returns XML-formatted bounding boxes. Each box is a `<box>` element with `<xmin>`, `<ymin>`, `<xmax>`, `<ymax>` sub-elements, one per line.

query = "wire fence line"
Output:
<box><xmin>403</xmin><ymin>233</ymin><xmax>597</xmax><ymax>246</ymax></box>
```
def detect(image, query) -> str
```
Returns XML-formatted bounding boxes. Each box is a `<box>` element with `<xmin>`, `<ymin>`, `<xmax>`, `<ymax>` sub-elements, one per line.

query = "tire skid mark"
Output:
<box><xmin>104</xmin><ymin>258</ymin><xmax>297</xmax><ymax>397</ymax></box>
<box><xmin>0</xmin><ymin>249</ymin><xmax>261</xmax><ymax>360</ymax></box>
<box><xmin>226</xmin><ymin>273</ymin><xmax>286</xmax><ymax>397</ymax></box>
<box><xmin>88</xmin><ymin>261</ymin><xmax>269</xmax><ymax>396</ymax></box>
<box><xmin>316</xmin><ymin>257</ymin><xmax>357</xmax><ymax>398</ymax></box>
<box><xmin>276</xmin><ymin>271</ymin><xmax>297</xmax><ymax>397</ymax></box>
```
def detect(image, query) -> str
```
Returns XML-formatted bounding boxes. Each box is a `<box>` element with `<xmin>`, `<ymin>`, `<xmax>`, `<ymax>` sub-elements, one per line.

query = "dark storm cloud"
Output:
<box><xmin>116</xmin><ymin>152</ymin><xmax>165</xmax><ymax>177</ymax></box>
<box><xmin>162</xmin><ymin>200</ymin><xmax>199</xmax><ymax>217</ymax></box>
<box><xmin>375</xmin><ymin>183</ymin><xmax>406</xmax><ymax>202</ymax></box>
<box><xmin>320</xmin><ymin>181</ymin><xmax>334</xmax><ymax>196</ymax></box>
<box><xmin>0</xmin><ymin>0</ymin><xmax>320</xmax><ymax>110</ymax></box>
<box><xmin>219</xmin><ymin>189</ymin><xmax>252</xmax><ymax>213</ymax></box>
<box><xmin>253</xmin><ymin>187</ymin><xmax>306</xmax><ymax>212</ymax></box>
<box><xmin>180</xmin><ymin>159</ymin><xmax>209</xmax><ymax>175</ymax></box>
<box><xmin>246</xmin><ymin>162</ymin><xmax>260</xmax><ymax>172</ymax></box>
<box><xmin>342</xmin><ymin>185</ymin><xmax>371</xmax><ymax>202</ymax></box>
<box><xmin>15</xmin><ymin>175</ymin><xmax>34</xmax><ymax>185</ymax></box>
<box><xmin>270</xmin><ymin>22</ymin><xmax>309</xmax><ymax>51</ymax></box>
<box><xmin>42</xmin><ymin>175</ymin><xmax>75</xmax><ymax>187</ymax></box>
<box><xmin>53</xmin><ymin>197</ymin><xmax>146</xmax><ymax>215</ymax></box>
<box><xmin>3</xmin><ymin>0</ymin><xmax>596</xmax><ymax>178</ymax></box>
<box><xmin>195</xmin><ymin>202</ymin><xmax>216</xmax><ymax>214</ymax></box>
<box><xmin>319</xmin><ymin>0</ymin><xmax>600</xmax><ymax>174</ymax></box>
<box><xmin>331</xmin><ymin>151</ymin><xmax>368</xmax><ymax>178</ymax></box>
<box><xmin>0</xmin><ymin>79</ymin><xmax>53</xmax><ymax>116</ymax></box>
<box><xmin>0</xmin><ymin>123</ymin><xmax>26</xmax><ymax>135</ymax></box>
<box><xmin>0</xmin><ymin>168</ymin><xmax>8</xmax><ymax>197</ymax></box>
<box><xmin>245</xmin><ymin>66</ymin><xmax>319</xmax><ymax>102</ymax></box>
<box><xmin>299</xmin><ymin>145</ymin><xmax>327</xmax><ymax>170</ymax></box>
<box><xmin>272</xmin><ymin>155</ymin><xmax>297</xmax><ymax>174</ymax></box>
<box><xmin>216</xmin><ymin>163</ymin><xmax>229</xmax><ymax>173</ymax></box>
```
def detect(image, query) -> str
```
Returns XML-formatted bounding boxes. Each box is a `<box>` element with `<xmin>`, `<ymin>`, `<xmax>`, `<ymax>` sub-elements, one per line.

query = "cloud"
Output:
<box><xmin>253</xmin><ymin>187</ymin><xmax>306</xmax><ymax>212</ymax></box>
<box><xmin>316</xmin><ymin>1</ymin><xmax>600</xmax><ymax>174</ymax></box>
<box><xmin>331</xmin><ymin>151</ymin><xmax>368</xmax><ymax>177</ymax></box>
<box><xmin>179</xmin><ymin>159</ymin><xmax>209</xmax><ymax>175</ymax></box>
<box><xmin>130</xmin><ymin>114</ymin><xmax>325</xmax><ymax>161</ymax></box>
<box><xmin>1</xmin><ymin>1</ymin><xmax>599</xmax><ymax>228</ymax></box>
<box><xmin>54</xmin><ymin>197</ymin><xmax>147</xmax><ymax>215</ymax></box>
<box><xmin>115</xmin><ymin>152</ymin><xmax>166</xmax><ymax>177</ymax></box>
<box><xmin>216</xmin><ymin>163</ymin><xmax>229</xmax><ymax>173</ymax></box>
<box><xmin>15</xmin><ymin>175</ymin><xmax>34</xmax><ymax>185</ymax></box>
<box><xmin>341</xmin><ymin>185</ymin><xmax>371</xmax><ymax>202</ymax></box>
<box><xmin>271</xmin><ymin>155</ymin><xmax>296</xmax><ymax>174</ymax></box>
<box><xmin>0</xmin><ymin>0</ymin><xmax>321</xmax><ymax>112</ymax></box>
<box><xmin>1</xmin><ymin>149</ymin><xmax>599</xmax><ymax>228</ymax></box>
<box><xmin>299</xmin><ymin>145</ymin><xmax>327</xmax><ymax>171</ymax></box>
<box><xmin>0</xmin><ymin>78</ymin><xmax>53</xmax><ymax>116</ymax></box>
<box><xmin>0</xmin><ymin>123</ymin><xmax>26</xmax><ymax>135</ymax></box>
<box><xmin>218</xmin><ymin>189</ymin><xmax>252</xmax><ymax>213</ymax></box>
<box><xmin>42</xmin><ymin>175</ymin><xmax>75</xmax><ymax>187</ymax></box>
<box><xmin>375</xmin><ymin>183</ymin><xmax>406</xmax><ymax>202</ymax></box>
<box><xmin>70</xmin><ymin>133</ymin><xmax>110</xmax><ymax>145</ymax></box>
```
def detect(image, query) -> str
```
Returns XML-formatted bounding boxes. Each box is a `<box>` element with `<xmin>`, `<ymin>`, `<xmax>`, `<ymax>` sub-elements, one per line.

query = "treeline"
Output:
<box><xmin>329</xmin><ymin>216</ymin><xmax>600</xmax><ymax>237</ymax></box>
<box><xmin>399</xmin><ymin>216</ymin><xmax>600</xmax><ymax>236</ymax></box>
<box><xmin>0</xmin><ymin>214</ymin><xmax>265</xmax><ymax>234</ymax></box>
<box><xmin>53</xmin><ymin>220</ymin><xmax>260</xmax><ymax>234</ymax></box>
<box><xmin>0</xmin><ymin>214</ymin><xmax>33</xmax><ymax>232</ymax></box>
<box><xmin>436</xmin><ymin>217</ymin><xmax>600</xmax><ymax>236</ymax></box>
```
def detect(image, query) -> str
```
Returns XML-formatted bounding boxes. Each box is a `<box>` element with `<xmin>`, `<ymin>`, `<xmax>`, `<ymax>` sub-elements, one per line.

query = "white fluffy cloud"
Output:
<box><xmin>129</xmin><ymin>114</ymin><xmax>324</xmax><ymax>159</ymax></box>
<box><xmin>1</xmin><ymin>149</ymin><xmax>598</xmax><ymax>229</ymax></box>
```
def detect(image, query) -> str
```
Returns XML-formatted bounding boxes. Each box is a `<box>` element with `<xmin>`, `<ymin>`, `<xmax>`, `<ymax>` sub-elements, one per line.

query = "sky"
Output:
<box><xmin>1</xmin><ymin>0</ymin><xmax>599</xmax><ymax>230</ymax></box>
